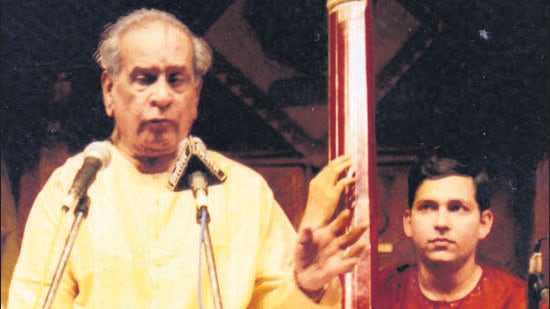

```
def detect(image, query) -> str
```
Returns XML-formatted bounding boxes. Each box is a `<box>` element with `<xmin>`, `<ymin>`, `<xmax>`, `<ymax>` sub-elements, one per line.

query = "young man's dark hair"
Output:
<box><xmin>408</xmin><ymin>150</ymin><xmax>492</xmax><ymax>211</ymax></box>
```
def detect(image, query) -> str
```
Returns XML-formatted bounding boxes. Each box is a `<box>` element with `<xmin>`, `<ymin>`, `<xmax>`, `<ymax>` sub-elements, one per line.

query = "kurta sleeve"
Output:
<box><xmin>1</xmin><ymin>159</ymin><xmax>21</xmax><ymax>308</ymax></box>
<box><xmin>8</xmin><ymin>160</ymin><xmax>80</xmax><ymax>309</ymax></box>
<box><xmin>248</xmin><ymin>179</ymin><xmax>341</xmax><ymax>308</ymax></box>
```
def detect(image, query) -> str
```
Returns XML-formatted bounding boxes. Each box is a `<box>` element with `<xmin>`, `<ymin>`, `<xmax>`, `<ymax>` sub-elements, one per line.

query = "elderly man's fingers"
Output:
<box><xmin>327</xmin><ymin>209</ymin><xmax>353</xmax><ymax>235</ymax></box>
<box><xmin>339</xmin><ymin>224</ymin><xmax>368</xmax><ymax>249</ymax></box>
<box><xmin>327</xmin><ymin>156</ymin><xmax>352</xmax><ymax>182</ymax></box>
<box><xmin>297</xmin><ymin>227</ymin><xmax>314</xmax><ymax>245</ymax></box>
<box><xmin>328</xmin><ymin>155</ymin><xmax>352</xmax><ymax>171</ymax></box>
<box><xmin>342</xmin><ymin>258</ymin><xmax>360</xmax><ymax>271</ymax></box>
<box><xmin>313</xmin><ymin>155</ymin><xmax>352</xmax><ymax>183</ymax></box>
<box><xmin>342</xmin><ymin>241</ymin><xmax>367</xmax><ymax>258</ymax></box>
<box><xmin>295</xmin><ymin>227</ymin><xmax>320</xmax><ymax>269</ymax></box>
<box><xmin>330</xmin><ymin>255</ymin><xmax>363</xmax><ymax>276</ymax></box>
<box><xmin>335</xmin><ymin>176</ymin><xmax>356</xmax><ymax>192</ymax></box>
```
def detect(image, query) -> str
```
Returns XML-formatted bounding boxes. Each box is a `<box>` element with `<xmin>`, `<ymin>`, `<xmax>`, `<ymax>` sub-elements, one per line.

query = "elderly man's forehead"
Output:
<box><xmin>117</xmin><ymin>20</ymin><xmax>193</xmax><ymax>54</ymax></box>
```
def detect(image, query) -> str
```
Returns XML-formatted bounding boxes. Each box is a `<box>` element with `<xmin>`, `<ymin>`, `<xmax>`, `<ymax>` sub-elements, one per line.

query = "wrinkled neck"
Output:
<box><xmin>110</xmin><ymin>134</ymin><xmax>177</xmax><ymax>174</ymax></box>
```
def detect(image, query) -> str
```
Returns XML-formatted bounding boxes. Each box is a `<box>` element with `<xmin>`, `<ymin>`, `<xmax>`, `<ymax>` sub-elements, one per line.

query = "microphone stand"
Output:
<box><xmin>169</xmin><ymin>140</ymin><xmax>227</xmax><ymax>308</ymax></box>
<box><xmin>42</xmin><ymin>196</ymin><xmax>89</xmax><ymax>309</ymax></box>
<box><xmin>196</xmin><ymin>205</ymin><xmax>223</xmax><ymax>309</ymax></box>
<box><xmin>528</xmin><ymin>237</ymin><xmax>549</xmax><ymax>309</ymax></box>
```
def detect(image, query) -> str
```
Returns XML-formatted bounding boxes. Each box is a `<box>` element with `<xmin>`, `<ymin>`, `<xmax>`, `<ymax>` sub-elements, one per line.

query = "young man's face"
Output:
<box><xmin>403</xmin><ymin>175</ymin><xmax>493</xmax><ymax>267</ymax></box>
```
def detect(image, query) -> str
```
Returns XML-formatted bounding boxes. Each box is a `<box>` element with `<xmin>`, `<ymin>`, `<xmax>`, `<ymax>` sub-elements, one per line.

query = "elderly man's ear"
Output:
<box><xmin>101</xmin><ymin>71</ymin><xmax>114</xmax><ymax>117</ymax></box>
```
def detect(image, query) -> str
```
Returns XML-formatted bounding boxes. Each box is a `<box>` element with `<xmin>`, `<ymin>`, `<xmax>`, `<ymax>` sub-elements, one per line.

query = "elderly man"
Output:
<box><xmin>8</xmin><ymin>8</ymin><xmax>366</xmax><ymax>308</ymax></box>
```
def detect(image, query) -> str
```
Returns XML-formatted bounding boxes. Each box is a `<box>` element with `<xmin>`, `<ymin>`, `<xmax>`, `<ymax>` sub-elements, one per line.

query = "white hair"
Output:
<box><xmin>93</xmin><ymin>8</ymin><xmax>212</xmax><ymax>78</ymax></box>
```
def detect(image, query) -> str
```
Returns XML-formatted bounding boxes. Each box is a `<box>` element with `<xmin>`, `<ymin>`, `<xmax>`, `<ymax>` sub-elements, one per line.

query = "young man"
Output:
<box><xmin>377</xmin><ymin>152</ymin><xmax>528</xmax><ymax>308</ymax></box>
<box><xmin>8</xmin><ymin>8</ymin><xmax>365</xmax><ymax>308</ymax></box>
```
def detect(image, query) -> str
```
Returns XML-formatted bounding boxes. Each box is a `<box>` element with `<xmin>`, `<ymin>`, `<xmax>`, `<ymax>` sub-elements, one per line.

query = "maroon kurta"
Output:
<box><xmin>377</xmin><ymin>264</ymin><xmax>529</xmax><ymax>309</ymax></box>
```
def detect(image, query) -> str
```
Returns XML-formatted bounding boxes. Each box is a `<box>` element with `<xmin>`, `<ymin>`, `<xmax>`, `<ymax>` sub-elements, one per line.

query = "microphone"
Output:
<box><xmin>189</xmin><ymin>171</ymin><xmax>209</xmax><ymax>208</ymax></box>
<box><xmin>167</xmin><ymin>136</ymin><xmax>227</xmax><ymax>191</ymax></box>
<box><xmin>62</xmin><ymin>141</ymin><xmax>111</xmax><ymax>211</ymax></box>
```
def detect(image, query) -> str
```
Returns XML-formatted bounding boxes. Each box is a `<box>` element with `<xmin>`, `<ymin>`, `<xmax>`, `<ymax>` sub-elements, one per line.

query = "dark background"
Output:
<box><xmin>2</xmin><ymin>0</ymin><xmax>547</xmax><ymax>169</ymax></box>
<box><xmin>1</xmin><ymin>0</ymin><xmax>548</xmax><ymax>284</ymax></box>
<box><xmin>1</xmin><ymin>0</ymin><xmax>548</xmax><ymax>256</ymax></box>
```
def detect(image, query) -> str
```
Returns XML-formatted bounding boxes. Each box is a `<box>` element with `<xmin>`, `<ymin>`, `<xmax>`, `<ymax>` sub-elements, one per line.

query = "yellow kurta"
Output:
<box><xmin>8</xmin><ymin>141</ymin><xmax>340</xmax><ymax>308</ymax></box>
<box><xmin>2</xmin><ymin>158</ymin><xmax>21</xmax><ymax>308</ymax></box>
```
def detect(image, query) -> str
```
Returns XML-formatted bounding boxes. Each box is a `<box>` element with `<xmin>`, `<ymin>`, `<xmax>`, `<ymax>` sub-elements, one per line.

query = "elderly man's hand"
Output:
<box><xmin>300</xmin><ymin>155</ymin><xmax>355</xmax><ymax>230</ymax></box>
<box><xmin>294</xmin><ymin>209</ymin><xmax>368</xmax><ymax>295</ymax></box>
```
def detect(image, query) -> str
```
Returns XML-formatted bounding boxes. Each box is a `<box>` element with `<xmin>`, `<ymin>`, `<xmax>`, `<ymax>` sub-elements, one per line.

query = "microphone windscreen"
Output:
<box><xmin>167</xmin><ymin>136</ymin><xmax>226</xmax><ymax>191</ymax></box>
<box><xmin>84</xmin><ymin>141</ymin><xmax>111</xmax><ymax>169</ymax></box>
